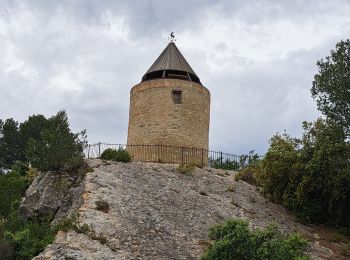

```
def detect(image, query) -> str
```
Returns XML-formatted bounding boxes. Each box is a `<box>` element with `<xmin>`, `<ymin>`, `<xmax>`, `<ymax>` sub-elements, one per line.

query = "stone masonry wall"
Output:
<box><xmin>127</xmin><ymin>78</ymin><xmax>210</xmax><ymax>164</ymax></box>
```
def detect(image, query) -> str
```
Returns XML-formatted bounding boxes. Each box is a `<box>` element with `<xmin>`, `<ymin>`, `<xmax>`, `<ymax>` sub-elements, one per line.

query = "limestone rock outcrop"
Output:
<box><xmin>19</xmin><ymin>169</ymin><xmax>85</xmax><ymax>223</ymax></box>
<box><xmin>29</xmin><ymin>160</ymin><xmax>332</xmax><ymax>259</ymax></box>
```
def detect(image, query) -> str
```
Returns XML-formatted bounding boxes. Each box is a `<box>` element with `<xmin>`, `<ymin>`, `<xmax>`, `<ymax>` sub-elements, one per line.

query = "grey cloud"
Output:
<box><xmin>1</xmin><ymin>0</ymin><xmax>349</xmax><ymax>154</ymax></box>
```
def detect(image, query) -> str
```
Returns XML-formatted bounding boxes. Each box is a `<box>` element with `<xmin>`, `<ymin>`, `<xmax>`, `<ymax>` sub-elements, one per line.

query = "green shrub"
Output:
<box><xmin>209</xmin><ymin>158</ymin><xmax>239</xmax><ymax>170</ymax></box>
<box><xmin>0</xmin><ymin>169</ymin><xmax>56</xmax><ymax>260</ymax></box>
<box><xmin>256</xmin><ymin>119</ymin><xmax>350</xmax><ymax>227</ymax></box>
<box><xmin>100</xmin><ymin>148</ymin><xmax>118</xmax><ymax>160</ymax></box>
<box><xmin>202</xmin><ymin>219</ymin><xmax>309</xmax><ymax>260</ymax></box>
<box><xmin>0</xmin><ymin>172</ymin><xmax>29</xmax><ymax>218</ymax></box>
<box><xmin>235</xmin><ymin>165</ymin><xmax>260</xmax><ymax>186</ymax></box>
<box><xmin>176</xmin><ymin>163</ymin><xmax>196</xmax><ymax>174</ymax></box>
<box><xmin>10</xmin><ymin>162</ymin><xmax>29</xmax><ymax>177</ymax></box>
<box><xmin>3</xmin><ymin>215</ymin><xmax>55</xmax><ymax>260</ymax></box>
<box><xmin>209</xmin><ymin>151</ymin><xmax>260</xmax><ymax>171</ymax></box>
<box><xmin>54</xmin><ymin>215</ymin><xmax>91</xmax><ymax>235</ymax></box>
<box><xmin>100</xmin><ymin>148</ymin><xmax>131</xmax><ymax>163</ymax></box>
<box><xmin>255</xmin><ymin>133</ymin><xmax>303</xmax><ymax>208</ymax></box>
<box><xmin>95</xmin><ymin>200</ymin><xmax>109</xmax><ymax>213</ymax></box>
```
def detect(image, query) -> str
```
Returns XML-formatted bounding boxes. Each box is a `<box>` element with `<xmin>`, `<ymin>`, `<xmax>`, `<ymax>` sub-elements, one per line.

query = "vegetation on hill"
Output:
<box><xmin>0</xmin><ymin>165</ymin><xmax>56</xmax><ymax>259</ymax></box>
<box><xmin>256</xmin><ymin>119</ymin><xmax>350</xmax><ymax>226</ymax></box>
<box><xmin>202</xmin><ymin>219</ymin><xmax>309</xmax><ymax>260</ymax></box>
<box><xmin>100</xmin><ymin>148</ymin><xmax>131</xmax><ymax>162</ymax></box>
<box><xmin>209</xmin><ymin>150</ymin><xmax>260</xmax><ymax>171</ymax></box>
<box><xmin>0</xmin><ymin>110</ymin><xmax>86</xmax><ymax>173</ymax></box>
<box><xmin>311</xmin><ymin>39</ymin><xmax>350</xmax><ymax>136</ymax></box>
<box><xmin>235</xmin><ymin>40</ymin><xmax>350</xmax><ymax>231</ymax></box>
<box><xmin>0</xmin><ymin>111</ymin><xmax>87</xmax><ymax>259</ymax></box>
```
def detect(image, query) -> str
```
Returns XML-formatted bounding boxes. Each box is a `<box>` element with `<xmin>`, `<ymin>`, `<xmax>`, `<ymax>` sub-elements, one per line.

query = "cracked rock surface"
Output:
<box><xmin>19</xmin><ymin>169</ymin><xmax>85</xmax><ymax>224</ymax></box>
<box><xmin>34</xmin><ymin>160</ymin><xmax>332</xmax><ymax>259</ymax></box>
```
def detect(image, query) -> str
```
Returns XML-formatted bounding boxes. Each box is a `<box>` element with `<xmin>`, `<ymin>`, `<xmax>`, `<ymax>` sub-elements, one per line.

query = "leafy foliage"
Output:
<box><xmin>209</xmin><ymin>158</ymin><xmax>239</xmax><ymax>170</ymax></box>
<box><xmin>100</xmin><ymin>148</ymin><xmax>131</xmax><ymax>162</ymax></box>
<box><xmin>26</xmin><ymin>111</ymin><xmax>87</xmax><ymax>171</ymax></box>
<box><xmin>0</xmin><ymin>111</ymin><xmax>88</xmax><ymax>259</ymax></box>
<box><xmin>0</xmin><ymin>111</ymin><xmax>86</xmax><ymax>172</ymax></box>
<box><xmin>209</xmin><ymin>151</ymin><xmax>260</xmax><ymax>171</ymax></box>
<box><xmin>202</xmin><ymin>219</ymin><xmax>309</xmax><ymax>260</ymax></box>
<box><xmin>0</xmin><ymin>169</ymin><xmax>55</xmax><ymax>260</ymax></box>
<box><xmin>255</xmin><ymin>132</ymin><xmax>303</xmax><ymax>208</ymax></box>
<box><xmin>0</xmin><ymin>171</ymin><xmax>29</xmax><ymax>219</ymax></box>
<box><xmin>311</xmin><ymin>39</ymin><xmax>350</xmax><ymax>135</ymax></box>
<box><xmin>0</xmin><ymin>119</ymin><xmax>23</xmax><ymax>170</ymax></box>
<box><xmin>256</xmin><ymin>119</ymin><xmax>350</xmax><ymax>226</ymax></box>
<box><xmin>3</xmin><ymin>213</ymin><xmax>55</xmax><ymax>260</ymax></box>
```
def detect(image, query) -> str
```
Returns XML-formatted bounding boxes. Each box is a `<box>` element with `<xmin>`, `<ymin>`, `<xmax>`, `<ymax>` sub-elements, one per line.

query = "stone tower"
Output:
<box><xmin>127</xmin><ymin>40</ymin><xmax>210</xmax><ymax>164</ymax></box>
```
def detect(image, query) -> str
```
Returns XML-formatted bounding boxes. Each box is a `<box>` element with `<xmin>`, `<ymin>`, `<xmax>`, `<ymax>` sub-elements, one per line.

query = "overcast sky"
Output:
<box><xmin>1</xmin><ymin>0</ymin><xmax>350</xmax><ymax>154</ymax></box>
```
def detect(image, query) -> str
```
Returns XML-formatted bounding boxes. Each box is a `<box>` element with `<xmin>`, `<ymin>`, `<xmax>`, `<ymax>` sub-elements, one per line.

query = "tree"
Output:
<box><xmin>19</xmin><ymin>115</ymin><xmax>48</xmax><ymax>151</ymax></box>
<box><xmin>0</xmin><ymin>119</ymin><xmax>23</xmax><ymax>170</ymax></box>
<box><xmin>26</xmin><ymin>110</ymin><xmax>87</xmax><ymax>171</ymax></box>
<box><xmin>311</xmin><ymin>39</ymin><xmax>350</xmax><ymax>134</ymax></box>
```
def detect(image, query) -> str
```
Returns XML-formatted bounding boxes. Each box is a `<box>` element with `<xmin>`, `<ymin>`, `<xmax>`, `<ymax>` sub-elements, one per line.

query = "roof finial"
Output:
<box><xmin>169</xmin><ymin>32</ymin><xmax>176</xmax><ymax>43</ymax></box>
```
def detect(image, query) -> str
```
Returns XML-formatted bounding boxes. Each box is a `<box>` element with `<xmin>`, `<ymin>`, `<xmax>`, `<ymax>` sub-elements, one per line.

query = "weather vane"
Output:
<box><xmin>169</xmin><ymin>32</ymin><xmax>176</xmax><ymax>43</ymax></box>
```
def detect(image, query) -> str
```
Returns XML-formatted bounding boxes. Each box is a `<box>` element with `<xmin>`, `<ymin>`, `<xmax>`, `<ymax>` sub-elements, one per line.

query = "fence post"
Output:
<box><xmin>220</xmin><ymin>151</ymin><xmax>223</xmax><ymax>167</ymax></box>
<box><xmin>98</xmin><ymin>142</ymin><xmax>101</xmax><ymax>157</ymax></box>
<box><xmin>201</xmin><ymin>148</ymin><xmax>204</xmax><ymax>167</ymax></box>
<box><xmin>160</xmin><ymin>144</ymin><xmax>163</xmax><ymax>163</ymax></box>
<box><xmin>181</xmin><ymin>147</ymin><xmax>184</xmax><ymax>164</ymax></box>
<box><xmin>87</xmin><ymin>144</ymin><xmax>90</xmax><ymax>159</ymax></box>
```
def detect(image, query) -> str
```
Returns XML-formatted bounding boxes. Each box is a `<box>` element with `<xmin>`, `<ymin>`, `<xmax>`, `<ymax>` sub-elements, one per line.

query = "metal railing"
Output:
<box><xmin>85</xmin><ymin>143</ymin><xmax>262</xmax><ymax>170</ymax></box>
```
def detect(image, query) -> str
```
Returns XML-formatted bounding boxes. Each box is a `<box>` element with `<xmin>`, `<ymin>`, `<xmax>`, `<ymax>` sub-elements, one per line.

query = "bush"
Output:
<box><xmin>10</xmin><ymin>162</ymin><xmax>29</xmax><ymax>177</ymax></box>
<box><xmin>256</xmin><ymin>119</ymin><xmax>350</xmax><ymax>226</ymax></box>
<box><xmin>209</xmin><ymin>151</ymin><xmax>260</xmax><ymax>171</ymax></box>
<box><xmin>255</xmin><ymin>133</ymin><xmax>303</xmax><ymax>208</ymax></box>
<box><xmin>95</xmin><ymin>200</ymin><xmax>109</xmax><ymax>213</ymax></box>
<box><xmin>100</xmin><ymin>148</ymin><xmax>118</xmax><ymax>160</ymax></box>
<box><xmin>235</xmin><ymin>165</ymin><xmax>259</xmax><ymax>186</ymax></box>
<box><xmin>202</xmin><ymin>219</ymin><xmax>309</xmax><ymax>260</ymax></box>
<box><xmin>176</xmin><ymin>163</ymin><xmax>196</xmax><ymax>174</ymax></box>
<box><xmin>209</xmin><ymin>158</ymin><xmax>239</xmax><ymax>170</ymax></box>
<box><xmin>0</xmin><ymin>171</ymin><xmax>55</xmax><ymax>260</ymax></box>
<box><xmin>100</xmin><ymin>148</ymin><xmax>131</xmax><ymax>163</ymax></box>
<box><xmin>3</xmin><ymin>214</ymin><xmax>55</xmax><ymax>260</ymax></box>
<box><xmin>0</xmin><ymin>171</ymin><xmax>29</xmax><ymax>218</ymax></box>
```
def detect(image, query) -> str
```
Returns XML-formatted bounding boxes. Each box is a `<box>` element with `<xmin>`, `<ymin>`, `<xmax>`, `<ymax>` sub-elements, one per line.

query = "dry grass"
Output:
<box><xmin>176</xmin><ymin>163</ymin><xmax>196</xmax><ymax>174</ymax></box>
<box><xmin>226</xmin><ymin>184</ymin><xmax>236</xmax><ymax>192</ymax></box>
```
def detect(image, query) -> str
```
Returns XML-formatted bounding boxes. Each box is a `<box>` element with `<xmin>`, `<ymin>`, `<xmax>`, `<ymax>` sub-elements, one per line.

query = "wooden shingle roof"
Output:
<box><xmin>144</xmin><ymin>42</ymin><xmax>198</xmax><ymax>78</ymax></box>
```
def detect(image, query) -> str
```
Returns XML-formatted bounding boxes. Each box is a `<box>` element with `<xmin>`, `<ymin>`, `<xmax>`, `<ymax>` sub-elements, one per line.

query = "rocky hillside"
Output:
<box><xmin>23</xmin><ymin>160</ymin><xmax>338</xmax><ymax>259</ymax></box>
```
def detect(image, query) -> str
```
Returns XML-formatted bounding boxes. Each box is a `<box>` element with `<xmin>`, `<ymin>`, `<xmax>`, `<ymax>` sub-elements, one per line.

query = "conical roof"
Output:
<box><xmin>142</xmin><ymin>42</ymin><xmax>201</xmax><ymax>84</ymax></box>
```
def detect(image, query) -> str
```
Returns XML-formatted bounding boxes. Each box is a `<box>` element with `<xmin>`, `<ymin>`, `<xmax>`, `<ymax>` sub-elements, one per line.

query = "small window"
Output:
<box><xmin>172</xmin><ymin>90</ymin><xmax>182</xmax><ymax>104</ymax></box>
